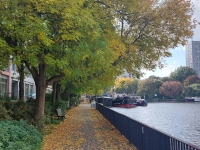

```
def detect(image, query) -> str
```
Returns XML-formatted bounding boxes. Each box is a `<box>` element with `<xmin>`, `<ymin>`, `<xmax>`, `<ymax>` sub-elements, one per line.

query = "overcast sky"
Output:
<box><xmin>142</xmin><ymin>0</ymin><xmax>200</xmax><ymax>79</ymax></box>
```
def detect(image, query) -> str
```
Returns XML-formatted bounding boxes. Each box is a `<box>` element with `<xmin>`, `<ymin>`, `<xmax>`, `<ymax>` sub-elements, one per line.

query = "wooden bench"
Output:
<box><xmin>55</xmin><ymin>107</ymin><xmax>67</xmax><ymax>120</ymax></box>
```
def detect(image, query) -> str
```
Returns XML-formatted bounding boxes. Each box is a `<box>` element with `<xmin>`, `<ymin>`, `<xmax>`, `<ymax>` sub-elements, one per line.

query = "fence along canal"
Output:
<box><xmin>96</xmin><ymin>103</ymin><xmax>200</xmax><ymax>150</ymax></box>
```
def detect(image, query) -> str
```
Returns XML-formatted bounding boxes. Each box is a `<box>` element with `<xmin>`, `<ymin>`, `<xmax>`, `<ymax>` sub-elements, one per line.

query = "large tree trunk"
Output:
<box><xmin>33</xmin><ymin>63</ymin><xmax>46</xmax><ymax>119</ymax></box>
<box><xmin>34</xmin><ymin>79</ymin><xmax>46</xmax><ymax>118</ymax></box>
<box><xmin>56</xmin><ymin>83</ymin><xmax>61</xmax><ymax>101</ymax></box>
<box><xmin>24</xmin><ymin>59</ymin><xmax>63</xmax><ymax>119</ymax></box>
<box><xmin>18</xmin><ymin>64</ymin><xmax>25</xmax><ymax>101</ymax></box>
<box><xmin>52</xmin><ymin>82</ymin><xmax>57</xmax><ymax>104</ymax></box>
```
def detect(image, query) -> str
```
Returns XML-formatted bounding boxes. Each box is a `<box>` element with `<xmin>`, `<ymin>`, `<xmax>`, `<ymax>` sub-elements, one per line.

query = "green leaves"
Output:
<box><xmin>137</xmin><ymin>78</ymin><xmax>163</xmax><ymax>99</ymax></box>
<box><xmin>0</xmin><ymin>120</ymin><xmax>43</xmax><ymax>150</ymax></box>
<box><xmin>0</xmin><ymin>0</ymin><xmax>196</xmax><ymax>116</ymax></box>
<box><xmin>105</xmin><ymin>0</ymin><xmax>196</xmax><ymax>77</ymax></box>
<box><xmin>170</xmin><ymin>66</ymin><xmax>197</xmax><ymax>82</ymax></box>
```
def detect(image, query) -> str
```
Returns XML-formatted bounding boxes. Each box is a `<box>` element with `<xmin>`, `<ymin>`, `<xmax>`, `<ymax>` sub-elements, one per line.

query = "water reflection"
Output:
<box><xmin>111</xmin><ymin>103</ymin><xmax>200</xmax><ymax>148</ymax></box>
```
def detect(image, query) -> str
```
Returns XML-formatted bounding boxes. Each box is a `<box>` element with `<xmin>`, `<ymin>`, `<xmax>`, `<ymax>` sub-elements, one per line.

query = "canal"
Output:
<box><xmin>110</xmin><ymin>102</ymin><xmax>200</xmax><ymax>148</ymax></box>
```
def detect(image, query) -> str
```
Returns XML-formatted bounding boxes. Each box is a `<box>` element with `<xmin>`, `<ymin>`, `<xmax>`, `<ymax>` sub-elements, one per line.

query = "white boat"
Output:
<box><xmin>185</xmin><ymin>97</ymin><xmax>200</xmax><ymax>102</ymax></box>
<box><xmin>194</xmin><ymin>97</ymin><xmax>200</xmax><ymax>102</ymax></box>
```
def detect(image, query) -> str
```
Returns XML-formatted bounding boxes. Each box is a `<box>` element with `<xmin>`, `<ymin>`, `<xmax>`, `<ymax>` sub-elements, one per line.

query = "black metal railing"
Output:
<box><xmin>96</xmin><ymin>103</ymin><xmax>200</xmax><ymax>150</ymax></box>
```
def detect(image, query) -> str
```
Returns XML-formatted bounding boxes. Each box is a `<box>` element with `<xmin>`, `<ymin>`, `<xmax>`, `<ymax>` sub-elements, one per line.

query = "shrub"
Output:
<box><xmin>1</xmin><ymin>96</ymin><xmax>64</xmax><ymax>129</ymax></box>
<box><xmin>53</xmin><ymin>100</ymin><xmax>67</xmax><ymax>111</ymax></box>
<box><xmin>0</xmin><ymin>95</ymin><xmax>11</xmax><ymax>102</ymax></box>
<box><xmin>10</xmin><ymin>101</ymin><xmax>34</xmax><ymax>121</ymax></box>
<box><xmin>0</xmin><ymin>104</ymin><xmax>11</xmax><ymax>121</ymax></box>
<box><xmin>2</xmin><ymin>101</ymin><xmax>14</xmax><ymax>110</ymax></box>
<box><xmin>0</xmin><ymin>120</ymin><xmax>43</xmax><ymax>150</ymax></box>
<box><xmin>70</xmin><ymin>97</ymin><xmax>80</xmax><ymax>107</ymax></box>
<box><xmin>45</xmin><ymin>101</ymin><xmax>53</xmax><ymax>116</ymax></box>
<box><xmin>45</xmin><ymin>93</ymin><xmax>52</xmax><ymax>102</ymax></box>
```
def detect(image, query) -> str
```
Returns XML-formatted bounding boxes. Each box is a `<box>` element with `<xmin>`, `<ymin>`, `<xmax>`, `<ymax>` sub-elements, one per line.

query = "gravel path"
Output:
<box><xmin>42</xmin><ymin>103</ymin><xmax>137</xmax><ymax>150</ymax></box>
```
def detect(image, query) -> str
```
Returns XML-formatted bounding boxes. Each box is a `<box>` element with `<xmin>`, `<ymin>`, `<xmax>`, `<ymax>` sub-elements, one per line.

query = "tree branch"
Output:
<box><xmin>87</xmin><ymin>69</ymin><xmax>105</xmax><ymax>80</ymax></box>
<box><xmin>23</xmin><ymin>60</ymin><xmax>38</xmax><ymax>80</ymax></box>
<box><xmin>46</xmin><ymin>74</ymin><xmax>65</xmax><ymax>86</ymax></box>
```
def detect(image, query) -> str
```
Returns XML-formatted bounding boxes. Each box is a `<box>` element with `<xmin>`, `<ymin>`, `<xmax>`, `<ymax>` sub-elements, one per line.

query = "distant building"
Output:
<box><xmin>186</xmin><ymin>41</ymin><xmax>200</xmax><ymax>77</ymax></box>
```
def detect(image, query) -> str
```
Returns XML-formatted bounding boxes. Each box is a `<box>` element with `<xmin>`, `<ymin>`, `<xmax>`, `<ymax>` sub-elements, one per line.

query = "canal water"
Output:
<box><xmin>110</xmin><ymin>102</ymin><xmax>200</xmax><ymax>148</ymax></box>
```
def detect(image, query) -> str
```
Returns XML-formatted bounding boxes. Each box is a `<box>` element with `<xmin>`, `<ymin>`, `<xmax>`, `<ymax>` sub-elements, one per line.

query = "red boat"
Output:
<box><xmin>112</xmin><ymin>96</ymin><xmax>137</xmax><ymax>108</ymax></box>
<box><xmin>185</xmin><ymin>98</ymin><xmax>195</xmax><ymax>102</ymax></box>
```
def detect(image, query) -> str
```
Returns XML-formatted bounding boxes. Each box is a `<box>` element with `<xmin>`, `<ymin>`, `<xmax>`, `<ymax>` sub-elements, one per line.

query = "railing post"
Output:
<box><xmin>142</xmin><ymin>127</ymin><xmax>144</xmax><ymax>150</ymax></box>
<box><xmin>142</xmin><ymin>127</ymin><xmax>144</xmax><ymax>133</ymax></box>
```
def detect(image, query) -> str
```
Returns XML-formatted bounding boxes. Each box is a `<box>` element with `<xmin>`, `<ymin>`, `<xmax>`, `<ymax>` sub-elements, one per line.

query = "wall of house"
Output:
<box><xmin>1</xmin><ymin>63</ymin><xmax>52</xmax><ymax>101</ymax></box>
<box><xmin>0</xmin><ymin>61</ymin><xmax>12</xmax><ymax>97</ymax></box>
<box><xmin>11</xmin><ymin>64</ymin><xmax>36</xmax><ymax>100</ymax></box>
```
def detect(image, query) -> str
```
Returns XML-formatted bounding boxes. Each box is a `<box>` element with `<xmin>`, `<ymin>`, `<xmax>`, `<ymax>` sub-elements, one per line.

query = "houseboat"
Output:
<box><xmin>136</xmin><ymin>99</ymin><xmax>148</xmax><ymax>106</ymax></box>
<box><xmin>185</xmin><ymin>97</ymin><xmax>200</xmax><ymax>102</ymax></box>
<box><xmin>112</xmin><ymin>96</ymin><xmax>137</xmax><ymax>108</ymax></box>
<box><xmin>128</xmin><ymin>95</ymin><xmax>148</xmax><ymax>106</ymax></box>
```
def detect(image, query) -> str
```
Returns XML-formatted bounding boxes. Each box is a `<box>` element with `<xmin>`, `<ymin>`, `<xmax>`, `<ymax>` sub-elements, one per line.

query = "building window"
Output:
<box><xmin>30</xmin><ymin>84</ymin><xmax>34</xmax><ymax>95</ymax></box>
<box><xmin>25</xmin><ymin>83</ymin><xmax>29</xmax><ymax>99</ymax></box>
<box><xmin>12</xmin><ymin>64</ymin><xmax>16</xmax><ymax>71</ymax></box>
<box><xmin>0</xmin><ymin>75</ymin><xmax>8</xmax><ymax>96</ymax></box>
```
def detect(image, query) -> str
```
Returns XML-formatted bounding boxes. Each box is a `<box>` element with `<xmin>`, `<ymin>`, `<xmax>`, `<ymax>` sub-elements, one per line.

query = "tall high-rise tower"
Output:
<box><xmin>186</xmin><ymin>41</ymin><xmax>200</xmax><ymax>77</ymax></box>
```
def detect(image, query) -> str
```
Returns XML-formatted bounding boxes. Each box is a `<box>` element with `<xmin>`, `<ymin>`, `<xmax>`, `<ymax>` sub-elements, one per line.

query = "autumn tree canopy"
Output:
<box><xmin>114</xmin><ymin>77</ymin><xmax>138</xmax><ymax>94</ymax></box>
<box><xmin>184</xmin><ymin>75</ymin><xmax>200</xmax><ymax>86</ymax></box>
<box><xmin>159</xmin><ymin>81</ymin><xmax>183</xmax><ymax>98</ymax></box>
<box><xmin>0</xmin><ymin>0</ymin><xmax>196</xmax><ymax>118</ymax></box>
<box><xmin>0</xmin><ymin>0</ymin><xmax>119</xmax><ymax>118</ymax></box>
<box><xmin>137</xmin><ymin>78</ymin><xmax>163</xmax><ymax>99</ymax></box>
<box><xmin>102</xmin><ymin>0</ymin><xmax>196</xmax><ymax>77</ymax></box>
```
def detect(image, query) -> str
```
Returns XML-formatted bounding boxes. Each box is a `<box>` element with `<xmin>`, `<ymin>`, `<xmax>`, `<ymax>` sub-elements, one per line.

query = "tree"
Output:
<box><xmin>126</xmin><ymin>78</ymin><xmax>138</xmax><ymax>94</ymax></box>
<box><xmin>0</xmin><ymin>0</ymin><xmax>118</xmax><ymax>119</ymax></box>
<box><xmin>170</xmin><ymin>66</ymin><xmax>197</xmax><ymax>82</ymax></box>
<box><xmin>183</xmin><ymin>86</ymin><xmax>196</xmax><ymax>97</ymax></box>
<box><xmin>103</xmin><ymin>0</ymin><xmax>196</xmax><ymax>77</ymax></box>
<box><xmin>190</xmin><ymin>83</ymin><xmax>200</xmax><ymax>90</ymax></box>
<box><xmin>17</xmin><ymin>64</ymin><xmax>25</xmax><ymax>101</ymax></box>
<box><xmin>184</xmin><ymin>75</ymin><xmax>200</xmax><ymax>86</ymax></box>
<box><xmin>183</xmin><ymin>83</ymin><xmax>200</xmax><ymax>97</ymax></box>
<box><xmin>148</xmin><ymin>76</ymin><xmax>160</xmax><ymax>81</ymax></box>
<box><xmin>137</xmin><ymin>78</ymin><xmax>163</xmax><ymax>100</ymax></box>
<box><xmin>0</xmin><ymin>37</ymin><xmax>11</xmax><ymax>71</ymax></box>
<box><xmin>114</xmin><ymin>77</ymin><xmax>138</xmax><ymax>94</ymax></box>
<box><xmin>160</xmin><ymin>77</ymin><xmax>174</xmax><ymax>82</ymax></box>
<box><xmin>0</xmin><ymin>0</ymin><xmax>196</xmax><ymax>119</ymax></box>
<box><xmin>159</xmin><ymin>81</ymin><xmax>183</xmax><ymax>98</ymax></box>
<box><xmin>115</xmin><ymin>77</ymin><xmax>130</xmax><ymax>94</ymax></box>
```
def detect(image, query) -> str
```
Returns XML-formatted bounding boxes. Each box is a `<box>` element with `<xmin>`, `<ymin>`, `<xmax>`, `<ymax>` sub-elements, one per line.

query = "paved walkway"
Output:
<box><xmin>42</xmin><ymin>103</ymin><xmax>137</xmax><ymax>150</ymax></box>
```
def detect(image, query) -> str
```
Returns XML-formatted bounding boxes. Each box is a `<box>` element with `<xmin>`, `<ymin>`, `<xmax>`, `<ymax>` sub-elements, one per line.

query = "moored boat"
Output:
<box><xmin>194</xmin><ymin>97</ymin><xmax>200</xmax><ymax>102</ymax></box>
<box><xmin>112</xmin><ymin>96</ymin><xmax>137</xmax><ymax>108</ymax></box>
<box><xmin>136</xmin><ymin>99</ymin><xmax>148</xmax><ymax>106</ymax></box>
<box><xmin>185</xmin><ymin>98</ymin><xmax>195</xmax><ymax>102</ymax></box>
<box><xmin>185</xmin><ymin>97</ymin><xmax>200</xmax><ymax>102</ymax></box>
